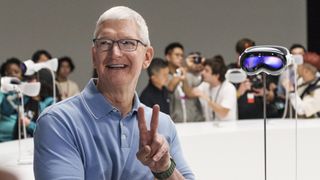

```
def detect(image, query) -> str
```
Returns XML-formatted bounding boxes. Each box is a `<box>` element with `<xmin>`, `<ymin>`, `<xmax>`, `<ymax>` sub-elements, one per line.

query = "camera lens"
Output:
<box><xmin>193</xmin><ymin>56</ymin><xmax>202</xmax><ymax>64</ymax></box>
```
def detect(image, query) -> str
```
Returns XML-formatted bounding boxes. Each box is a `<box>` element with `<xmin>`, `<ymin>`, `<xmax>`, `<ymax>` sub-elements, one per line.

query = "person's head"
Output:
<box><xmin>164</xmin><ymin>42</ymin><xmax>184</xmax><ymax>69</ymax></box>
<box><xmin>303</xmin><ymin>52</ymin><xmax>320</xmax><ymax>70</ymax></box>
<box><xmin>31</xmin><ymin>49</ymin><xmax>52</xmax><ymax>63</ymax></box>
<box><xmin>147</xmin><ymin>58</ymin><xmax>169</xmax><ymax>88</ymax></box>
<box><xmin>290</xmin><ymin>44</ymin><xmax>306</xmax><ymax>55</ymax></box>
<box><xmin>235</xmin><ymin>38</ymin><xmax>255</xmax><ymax>55</ymax></box>
<box><xmin>297</xmin><ymin>63</ymin><xmax>318</xmax><ymax>81</ymax></box>
<box><xmin>57</xmin><ymin>56</ymin><xmax>75</xmax><ymax>79</ymax></box>
<box><xmin>202</xmin><ymin>55</ymin><xmax>227</xmax><ymax>86</ymax></box>
<box><xmin>0</xmin><ymin>57</ymin><xmax>23</xmax><ymax>79</ymax></box>
<box><xmin>185</xmin><ymin>51</ymin><xmax>204</xmax><ymax>73</ymax></box>
<box><xmin>92</xmin><ymin>6</ymin><xmax>154</xmax><ymax>89</ymax></box>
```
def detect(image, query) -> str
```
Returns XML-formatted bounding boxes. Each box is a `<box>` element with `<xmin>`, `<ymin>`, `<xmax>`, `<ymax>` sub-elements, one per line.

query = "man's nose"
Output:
<box><xmin>110</xmin><ymin>42</ymin><xmax>122</xmax><ymax>57</ymax></box>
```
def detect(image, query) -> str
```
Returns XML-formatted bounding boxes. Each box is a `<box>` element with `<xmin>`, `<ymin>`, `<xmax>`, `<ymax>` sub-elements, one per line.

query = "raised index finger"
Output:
<box><xmin>150</xmin><ymin>104</ymin><xmax>160</xmax><ymax>139</ymax></box>
<box><xmin>137</xmin><ymin>107</ymin><xmax>148</xmax><ymax>147</ymax></box>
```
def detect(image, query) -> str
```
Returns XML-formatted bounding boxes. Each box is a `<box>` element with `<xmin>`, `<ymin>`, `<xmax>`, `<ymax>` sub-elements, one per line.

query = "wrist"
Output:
<box><xmin>152</xmin><ymin>158</ymin><xmax>176</xmax><ymax>180</ymax></box>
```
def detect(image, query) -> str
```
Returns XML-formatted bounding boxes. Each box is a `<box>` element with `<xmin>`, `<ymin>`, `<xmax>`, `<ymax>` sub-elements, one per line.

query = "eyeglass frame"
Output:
<box><xmin>92</xmin><ymin>38</ymin><xmax>147</xmax><ymax>52</ymax></box>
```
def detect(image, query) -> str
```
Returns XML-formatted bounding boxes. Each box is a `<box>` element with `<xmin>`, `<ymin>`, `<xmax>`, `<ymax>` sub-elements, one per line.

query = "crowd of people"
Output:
<box><xmin>140</xmin><ymin>39</ymin><xmax>320</xmax><ymax>123</ymax></box>
<box><xmin>1</xmin><ymin>40</ymin><xmax>320</xmax><ymax>144</ymax></box>
<box><xmin>0</xmin><ymin>50</ymin><xmax>79</xmax><ymax>142</ymax></box>
<box><xmin>1</xmin><ymin>19</ymin><xmax>320</xmax><ymax>145</ymax></box>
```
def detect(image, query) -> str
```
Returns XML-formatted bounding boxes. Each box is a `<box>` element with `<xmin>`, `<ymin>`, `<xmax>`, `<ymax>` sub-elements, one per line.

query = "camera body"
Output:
<box><xmin>193</xmin><ymin>55</ymin><xmax>202</xmax><ymax>64</ymax></box>
<box><xmin>250</xmin><ymin>75</ymin><xmax>263</xmax><ymax>89</ymax></box>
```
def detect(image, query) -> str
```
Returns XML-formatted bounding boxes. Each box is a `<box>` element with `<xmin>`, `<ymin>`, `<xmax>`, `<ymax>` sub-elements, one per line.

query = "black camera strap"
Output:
<box><xmin>300</xmin><ymin>77</ymin><xmax>320</xmax><ymax>99</ymax></box>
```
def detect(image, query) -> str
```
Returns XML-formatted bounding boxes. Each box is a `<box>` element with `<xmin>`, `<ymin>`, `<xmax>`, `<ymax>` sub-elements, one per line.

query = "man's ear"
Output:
<box><xmin>91</xmin><ymin>46</ymin><xmax>97</xmax><ymax>68</ymax></box>
<box><xmin>142</xmin><ymin>46</ymin><xmax>154</xmax><ymax>69</ymax></box>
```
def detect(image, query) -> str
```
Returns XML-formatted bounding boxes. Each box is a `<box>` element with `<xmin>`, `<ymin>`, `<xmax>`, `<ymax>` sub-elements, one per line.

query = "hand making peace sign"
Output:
<box><xmin>136</xmin><ymin>104</ymin><xmax>171</xmax><ymax>173</ymax></box>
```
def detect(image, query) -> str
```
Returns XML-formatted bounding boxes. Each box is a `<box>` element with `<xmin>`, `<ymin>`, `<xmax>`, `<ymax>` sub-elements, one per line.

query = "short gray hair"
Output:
<box><xmin>93</xmin><ymin>6</ymin><xmax>150</xmax><ymax>46</ymax></box>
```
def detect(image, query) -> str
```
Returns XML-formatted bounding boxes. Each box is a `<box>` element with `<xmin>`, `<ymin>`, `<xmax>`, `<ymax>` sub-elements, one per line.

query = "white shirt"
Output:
<box><xmin>56</xmin><ymin>79</ymin><xmax>80</xmax><ymax>100</ymax></box>
<box><xmin>198</xmin><ymin>81</ymin><xmax>237</xmax><ymax>121</ymax></box>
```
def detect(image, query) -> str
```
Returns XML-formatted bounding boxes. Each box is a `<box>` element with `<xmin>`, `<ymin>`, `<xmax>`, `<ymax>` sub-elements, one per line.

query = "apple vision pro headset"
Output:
<box><xmin>225</xmin><ymin>45</ymin><xmax>303</xmax><ymax>82</ymax></box>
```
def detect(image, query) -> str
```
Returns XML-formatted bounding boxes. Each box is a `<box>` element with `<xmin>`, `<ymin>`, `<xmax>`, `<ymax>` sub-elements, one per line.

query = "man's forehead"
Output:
<box><xmin>96</xmin><ymin>19</ymin><xmax>139</xmax><ymax>38</ymax></box>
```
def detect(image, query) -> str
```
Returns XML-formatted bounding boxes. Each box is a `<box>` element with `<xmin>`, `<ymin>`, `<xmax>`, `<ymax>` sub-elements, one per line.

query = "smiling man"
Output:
<box><xmin>33</xmin><ymin>6</ymin><xmax>194</xmax><ymax>180</ymax></box>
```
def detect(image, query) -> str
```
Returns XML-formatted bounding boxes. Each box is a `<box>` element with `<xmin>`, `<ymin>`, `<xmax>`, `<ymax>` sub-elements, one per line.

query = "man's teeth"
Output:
<box><xmin>108</xmin><ymin>64</ymin><xmax>126</xmax><ymax>68</ymax></box>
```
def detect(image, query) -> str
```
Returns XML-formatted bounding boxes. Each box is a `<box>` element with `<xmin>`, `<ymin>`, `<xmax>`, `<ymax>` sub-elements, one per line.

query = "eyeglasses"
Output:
<box><xmin>93</xmin><ymin>38</ymin><xmax>147</xmax><ymax>52</ymax></box>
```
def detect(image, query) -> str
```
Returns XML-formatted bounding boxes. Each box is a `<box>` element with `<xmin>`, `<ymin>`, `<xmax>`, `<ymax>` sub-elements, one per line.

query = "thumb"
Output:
<box><xmin>136</xmin><ymin>145</ymin><xmax>152</xmax><ymax>164</ymax></box>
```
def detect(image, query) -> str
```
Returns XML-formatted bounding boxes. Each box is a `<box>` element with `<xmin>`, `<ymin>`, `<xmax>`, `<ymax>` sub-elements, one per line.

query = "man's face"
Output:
<box><xmin>151</xmin><ymin>67</ymin><xmax>169</xmax><ymax>87</ymax></box>
<box><xmin>6</xmin><ymin>64</ymin><xmax>22</xmax><ymax>79</ymax></box>
<box><xmin>58</xmin><ymin>61</ymin><xmax>71</xmax><ymax>78</ymax></box>
<box><xmin>166</xmin><ymin>48</ymin><xmax>184</xmax><ymax>68</ymax></box>
<box><xmin>92</xmin><ymin>19</ymin><xmax>153</xmax><ymax>87</ymax></box>
<box><xmin>291</xmin><ymin>47</ymin><xmax>305</xmax><ymax>55</ymax></box>
<box><xmin>38</xmin><ymin>54</ymin><xmax>50</xmax><ymax>63</ymax></box>
<box><xmin>202</xmin><ymin>65</ymin><xmax>219</xmax><ymax>85</ymax></box>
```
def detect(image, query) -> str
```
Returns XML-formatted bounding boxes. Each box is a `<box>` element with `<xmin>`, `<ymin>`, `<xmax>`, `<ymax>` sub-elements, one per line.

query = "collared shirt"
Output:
<box><xmin>33</xmin><ymin>79</ymin><xmax>194</xmax><ymax>180</ymax></box>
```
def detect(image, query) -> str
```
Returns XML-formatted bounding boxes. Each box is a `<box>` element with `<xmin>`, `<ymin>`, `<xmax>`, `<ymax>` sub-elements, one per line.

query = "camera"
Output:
<box><xmin>250</xmin><ymin>75</ymin><xmax>263</xmax><ymax>89</ymax></box>
<box><xmin>193</xmin><ymin>55</ymin><xmax>202</xmax><ymax>64</ymax></box>
<box><xmin>175</xmin><ymin>69</ymin><xmax>182</xmax><ymax>76</ymax></box>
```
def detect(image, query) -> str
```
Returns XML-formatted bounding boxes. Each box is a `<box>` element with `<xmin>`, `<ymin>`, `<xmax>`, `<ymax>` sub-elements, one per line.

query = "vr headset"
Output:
<box><xmin>239</xmin><ymin>45</ymin><xmax>296</xmax><ymax>76</ymax></box>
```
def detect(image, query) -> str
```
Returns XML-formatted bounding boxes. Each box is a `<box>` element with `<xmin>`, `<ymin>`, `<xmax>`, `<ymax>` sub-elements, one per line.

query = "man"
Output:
<box><xmin>140</xmin><ymin>57</ymin><xmax>170</xmax><ymax>115</ymax></box>
<box><xmin>228</xmin><ymin>38</ymin><xmax>276</xmax><ymax>119</ymax></box>
<box><xmin>165</xmin><ymin>42</ymin><xmax>187</xmax><ymax>123</ymax></box>
<box><xmin>283</xmin><ymin>61</ymin><xmax>320</xmax><ymax>118</ymax></box>
<box><xmin>195</xmin><ymin>56</ymin><xmax>237</xmax><ymax>121</ymax></box>
<box><xmin>183</xmin><ymin>52</ymin><xmax>205</xmax><ymax>122</ymax></box>
<box><xmin>33</xmin><ymin>6</ymin><xmax>194</xmax><ymax>180</ymax></box>
<box><xmin>165</xmin><ymin>43</ymin><xmax>200</xmax><ymax>122</ymax></box>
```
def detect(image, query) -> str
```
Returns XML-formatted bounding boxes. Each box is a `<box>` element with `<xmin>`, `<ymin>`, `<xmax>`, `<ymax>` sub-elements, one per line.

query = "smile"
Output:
<box><xmin>106</xmin><ymin>64</ymin><xmax>128</xmax><ymax>69</ymax></box>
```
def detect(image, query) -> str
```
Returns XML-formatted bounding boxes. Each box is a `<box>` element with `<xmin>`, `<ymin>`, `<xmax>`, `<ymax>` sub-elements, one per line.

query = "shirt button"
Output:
<box><xmin>121</xmin><ymin>134</ymin><xmax>127</xmax><ymax>139</ymax></box>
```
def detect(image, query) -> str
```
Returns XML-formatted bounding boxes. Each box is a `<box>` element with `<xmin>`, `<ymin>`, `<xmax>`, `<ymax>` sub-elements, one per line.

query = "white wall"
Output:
<box><xmin>0</xmin><ymin>0</ymin><xmax>306</xmax><ymax>92</ymax></box>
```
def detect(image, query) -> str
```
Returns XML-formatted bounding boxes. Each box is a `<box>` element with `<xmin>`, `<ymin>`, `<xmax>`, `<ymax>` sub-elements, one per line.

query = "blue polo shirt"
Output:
<box><xmin>33</xmin><ymin>79</ymin><xmax>195</xmax><ymax>180</ymax></box>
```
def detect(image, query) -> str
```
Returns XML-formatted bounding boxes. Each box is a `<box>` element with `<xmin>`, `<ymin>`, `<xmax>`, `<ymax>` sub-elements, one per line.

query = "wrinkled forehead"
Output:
<box><xmin>95</xmin><ymin>19</ymin><xmax>140</xmax><ymax>39</ymax></box>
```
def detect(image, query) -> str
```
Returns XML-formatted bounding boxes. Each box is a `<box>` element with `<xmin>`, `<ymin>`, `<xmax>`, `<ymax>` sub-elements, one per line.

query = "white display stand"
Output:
<box><xmin>1</xmin><ymin>119</ymin><xmax>320</xmax><ymax>180</ymax></box>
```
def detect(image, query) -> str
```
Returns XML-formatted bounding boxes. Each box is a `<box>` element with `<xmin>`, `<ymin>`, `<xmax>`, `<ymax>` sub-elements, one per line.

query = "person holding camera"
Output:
<box><xmin>282</xmin><ymin>54</ymin><xmax>320</xmax><ymax>118</ymax></box>
<box><xmin>165</xmin><ymin>43</ymin><xmax>198</xmax><ymax>123</ymax></box>
<box><xmin>228</xmin><ymin>38</ymin><xmax>278</xmax><ymax>119</ymax></box>
<box><xmin>165</xmin><ymin>43</ymin><xmax>205</xmax><ymax>122</ymax></box>
<box><xmin>183</xmin><ymin>52</ymin><xmax>205</xmax><ymax>122</ymax></box>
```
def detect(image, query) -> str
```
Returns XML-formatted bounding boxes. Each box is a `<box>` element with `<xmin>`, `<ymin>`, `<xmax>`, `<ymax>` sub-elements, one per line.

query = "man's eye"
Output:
<box><xmin>121</xmin><ymin>40</ymin><xmax>135</xmax><ymax>46</ymax></box>
<box><xmin>99</xmin><ymin>40</ymin><xmax>112</xmax><ymax>46</ymax></box>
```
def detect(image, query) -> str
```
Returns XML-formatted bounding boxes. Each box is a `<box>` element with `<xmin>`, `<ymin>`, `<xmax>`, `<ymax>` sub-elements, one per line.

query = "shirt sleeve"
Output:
<box><xmin>220</xmin><ymin>84</ymin><xmax>237</xmax><ymax>110</ymax></box>
<box><xmin>33</xmin><ymin>113</ymin><xmax>84</xmax><ymax>180</ymax></box>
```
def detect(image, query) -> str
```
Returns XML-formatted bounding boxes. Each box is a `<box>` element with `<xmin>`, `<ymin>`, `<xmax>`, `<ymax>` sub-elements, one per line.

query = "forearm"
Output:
<box><xmin>181</xmin><ymin>80</ymin><xmax>197</xmax><ymax>98</ymax></box>
<box><xmin>167</xmin><ymin>77</ymin><xmax>181</xmax><ymax>92</ymax></box>
<box><xmin>207</xmin><ymin>100</ymin><xmax>229</xmax><ymax>118</ymax></box>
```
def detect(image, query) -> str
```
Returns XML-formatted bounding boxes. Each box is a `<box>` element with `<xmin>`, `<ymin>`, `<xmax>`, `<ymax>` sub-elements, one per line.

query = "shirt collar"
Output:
<box><xmin>81</xmin><ymin>78</ymin><xmax>140</xmax><ymax>119</ymax></box>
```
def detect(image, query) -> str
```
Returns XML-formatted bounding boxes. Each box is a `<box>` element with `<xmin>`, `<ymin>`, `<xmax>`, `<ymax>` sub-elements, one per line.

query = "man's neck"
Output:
<box><xmin>151</xmin><ymin>80</ymin><xmax>163</xmax><ymax>90</ymax></box>
<box><xmin>96</xmin><ymin>80</ymin><xmax>135</xmax><ymax>117</ymax></box>
<box><xmin>210</xmin><ymin>80</ymin><xmax>221</xmax><ymax>88</ymax></box>
<box><xmin>168</xmin><ymin>64</ymin><xmax>178</xmax><ymax>74</ymax></box>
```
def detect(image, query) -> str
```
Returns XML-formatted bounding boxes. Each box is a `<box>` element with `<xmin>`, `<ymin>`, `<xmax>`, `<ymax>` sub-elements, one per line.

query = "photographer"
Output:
<box><xmin>228</xmin><ymin>38</ymin><xmax>278</xmax><ymax>119</ymax></box>
<box><xmin>165</xmin><ymin>43</ymin><xmax>203</xmax><ymax>122</ymax></box>
<box><xmin>183</xmin><ymin>52</ymin><xmax>205</xmax><ymax>122</ymax></box>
